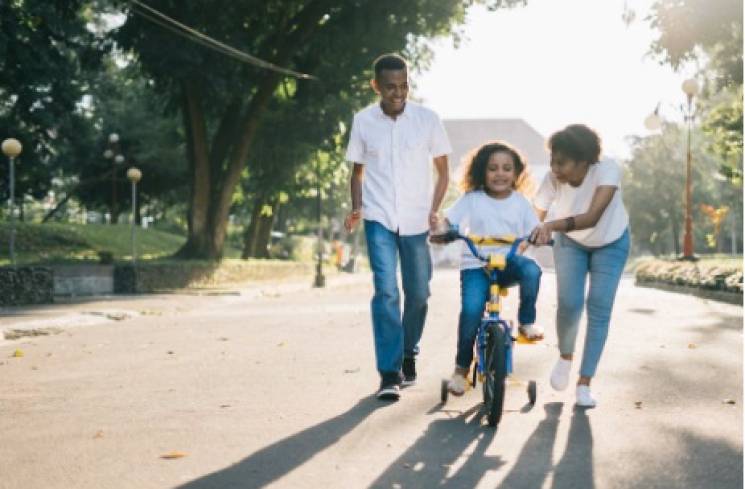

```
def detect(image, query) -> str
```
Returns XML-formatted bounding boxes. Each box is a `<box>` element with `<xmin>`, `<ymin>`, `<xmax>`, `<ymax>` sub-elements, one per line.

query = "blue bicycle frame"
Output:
<box><xmin>462</xmin><ymin>235</ymin><xmax>525</xmax><ymax>378</ymax></box>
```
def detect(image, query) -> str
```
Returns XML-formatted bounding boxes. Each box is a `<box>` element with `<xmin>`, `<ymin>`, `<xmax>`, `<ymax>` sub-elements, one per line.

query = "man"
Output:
<box><xmin>344</xmin><ymin>53</ymin><xmax>451</xmax><ymax>400</ymax></box>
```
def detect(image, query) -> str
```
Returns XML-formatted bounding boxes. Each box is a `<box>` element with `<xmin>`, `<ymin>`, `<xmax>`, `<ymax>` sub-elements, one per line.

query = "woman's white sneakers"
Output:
<box><xmin>550</xmin><ymin>358</ymin><xmax>598</xmax><ymax>407</ymax></box>
<box><xmin>575</xmin><ymin>385</ymin><xmax>597</xmax><ymax>407</ymax></box>
<box><xmin>550</xmin><ymin>358</ymin><xmax>572</xmax><ymax>391</ymax></box>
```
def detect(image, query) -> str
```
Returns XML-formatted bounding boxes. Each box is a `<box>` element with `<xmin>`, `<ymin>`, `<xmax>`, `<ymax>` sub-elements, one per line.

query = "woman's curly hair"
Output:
<box><xmin>547</xmin><ymin>124</ymin><xmax>602</xmax><ymax>164</ymax></box>
<box><xmin>460</xmin><ymin>140</ymin><xmax>533</xmax><ymax>195</ymax></box>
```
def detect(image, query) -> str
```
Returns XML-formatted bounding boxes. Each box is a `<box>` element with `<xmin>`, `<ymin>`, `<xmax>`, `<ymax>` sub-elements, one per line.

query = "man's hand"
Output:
<box><xmin>344</xmin><ymin>209</ymin><xmax>362</xmax><ymax>232</ymax></box>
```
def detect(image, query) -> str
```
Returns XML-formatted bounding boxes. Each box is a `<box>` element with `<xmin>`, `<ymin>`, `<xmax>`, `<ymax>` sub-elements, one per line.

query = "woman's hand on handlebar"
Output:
<box><xmin>529</xmin><ymin>224</ymin><xmax>553</xmax><ymax>246</ymax></box>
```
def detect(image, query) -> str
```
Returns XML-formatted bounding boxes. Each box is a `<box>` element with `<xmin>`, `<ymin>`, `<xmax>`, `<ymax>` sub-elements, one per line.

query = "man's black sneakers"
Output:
<box><xmin>401</xmin><ymin>357</ymin><xmax>416</xmax><ymax>387</ymax></box>
<box><xmin>376</xmin><ymin>381</ymin><xmax>401</xmax><ymax>401</ymax></box>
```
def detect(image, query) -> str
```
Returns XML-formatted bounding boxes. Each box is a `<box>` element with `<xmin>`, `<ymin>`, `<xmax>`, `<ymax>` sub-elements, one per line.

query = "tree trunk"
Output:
<box><xmin>173</xmin><ymin>80</ymin><xmax>212</xmax><ymax>258</ymax></box>
<box><xmin>173</xmin><ymin>2</ymin><xmax>329</xmax><ymax>261</ymax></box>
<box><xmin>241</xmin><ymin>194</ymin><xmax>278</xmax><ymax>259</ymax></box>
<box><xmin>241</xmin><ymin>197</ymin><xmax>264</xmax><ymax>259</ymax></box>
<box><xmin>254</xmin><ymin>201</ymin><xmax>278</xmax><ymax>258</ymax></box>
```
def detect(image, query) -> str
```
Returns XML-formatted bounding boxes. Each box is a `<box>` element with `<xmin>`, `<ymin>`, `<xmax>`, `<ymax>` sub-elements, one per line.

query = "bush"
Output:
<box><xmin>635</xmin><ymin>258</ymin><xmax>743</xmax><ymax>293</ymax></box>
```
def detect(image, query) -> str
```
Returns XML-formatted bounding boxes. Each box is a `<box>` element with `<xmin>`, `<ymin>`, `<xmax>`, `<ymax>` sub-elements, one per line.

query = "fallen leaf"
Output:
<box><xmin>93</xmin><ymin>430</ymin><xmax>104</xmax><ymax>439</ymax></box>
<box><xmin>277</xmin><ymin>342</ymin><xmax>285</xmax><ymax>347</ymax></box>
<box><xmin>12</xmin><ymin>349</ymin><xmax>24</xmax><ymax>358</ymax></box>
<box><xmin>160</xmin><ymin>451</ymin><xmax>188</xmax><ymax>459</ymax></box>
<box><xmin>722</xmin><ymin>399</ymin><xmax>736</xmax><ymax>405</ymax></box>
<box><xmin>688</xmin><ymin>343</ymin><xmax>697</xmax><ymax>349</ymax></box>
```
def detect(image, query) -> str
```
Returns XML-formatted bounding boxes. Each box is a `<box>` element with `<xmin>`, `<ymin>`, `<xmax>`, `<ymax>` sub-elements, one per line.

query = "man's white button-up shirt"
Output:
<box><xmin>345</xmin><ymin>101</ymin><xmax>452</xmax><ymax>236</ymax></box>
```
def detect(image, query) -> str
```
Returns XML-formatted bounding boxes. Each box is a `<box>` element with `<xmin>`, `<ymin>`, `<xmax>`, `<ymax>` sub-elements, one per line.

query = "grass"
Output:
<box><xmin>0</xmin><ymin>222</ymin><xmax>195</xmax><ymax>265</ymax></box>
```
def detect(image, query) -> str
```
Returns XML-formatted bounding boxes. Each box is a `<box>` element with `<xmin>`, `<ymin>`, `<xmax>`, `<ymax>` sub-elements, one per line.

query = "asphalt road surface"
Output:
<box><xmin>0</xmin><ymin>269</ymin><xmax>741</xmax><ymax>489</ymax></box>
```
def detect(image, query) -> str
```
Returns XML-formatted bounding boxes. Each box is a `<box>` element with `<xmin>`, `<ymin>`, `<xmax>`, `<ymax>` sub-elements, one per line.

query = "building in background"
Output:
<box><xmin>443</xmin><ymin>118</ymin><xmax>550</xmax><ymax>189</ymax></box>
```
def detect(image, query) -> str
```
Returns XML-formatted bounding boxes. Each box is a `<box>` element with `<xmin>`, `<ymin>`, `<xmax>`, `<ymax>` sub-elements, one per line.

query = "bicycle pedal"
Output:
<box><xmin>516</xmin><ymin>334</ymin><xmax>542</xmax><ymax>345</ymax></box>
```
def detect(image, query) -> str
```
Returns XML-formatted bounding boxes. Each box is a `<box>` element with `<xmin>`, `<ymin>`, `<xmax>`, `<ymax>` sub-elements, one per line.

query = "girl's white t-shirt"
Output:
<box><xmin>445</xmin><ymin>190</ymin><xmax>540</xmax><ymax>270</ymax></box>
<box><xmin>533</xmin><ymin>160</ymin><xmax>629</xmax><ymax>247</ymax></box>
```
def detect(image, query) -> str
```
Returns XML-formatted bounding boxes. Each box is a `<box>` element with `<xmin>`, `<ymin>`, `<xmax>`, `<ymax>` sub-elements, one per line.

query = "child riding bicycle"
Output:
<box><xmin>435</xmin><ymin>141</ymin><xmax>544</xmax><ymax>396</ymax></box>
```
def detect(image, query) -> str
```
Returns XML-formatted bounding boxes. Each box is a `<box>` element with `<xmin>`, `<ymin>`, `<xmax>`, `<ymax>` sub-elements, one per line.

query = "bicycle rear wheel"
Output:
<box><xmin>483</xmin><ymin>323</ymin><xmax>507</xmax><ymax>427</ymax></box>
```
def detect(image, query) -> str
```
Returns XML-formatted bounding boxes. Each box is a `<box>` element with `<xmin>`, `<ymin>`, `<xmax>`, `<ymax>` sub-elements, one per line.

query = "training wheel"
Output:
<box><xmin>441</xmin><ymin>379</ymin><xmax>449</xmax><ymax>403</ymax></box>
<box><xmin>527</xmin><ymin>380</ymin><xmax>537</xmax><ymax>405</ymax></box>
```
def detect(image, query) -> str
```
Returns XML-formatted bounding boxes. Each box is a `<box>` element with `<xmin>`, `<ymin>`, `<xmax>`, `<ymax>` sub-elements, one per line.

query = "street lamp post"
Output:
<box><xmin>644</xmin><ymin>78</ymin><xmax>699</xmax><ymax>260</ymax></box>
<box><xmin>681</xmin><ymin>78</ymin><xmax>699</xmax><ymax>260</ymax></box>
<box><xmin>313</xmin><ymin>158</ymin><xmax>325</xmax><ymax>288</ymax></box>
<box><xmin>127</xmin><ymin>167</ymin><xmax>142</xmax><ymax>265</ymax></box>
<box><xmin>104</xmin><ymin>133</ymin><xmax>124</xmax><ymax>225</ymax></box>
<box><xmin>2</xmin><ymin>138</ymin><xmax>22</xmax><ymax>266</ymax></box>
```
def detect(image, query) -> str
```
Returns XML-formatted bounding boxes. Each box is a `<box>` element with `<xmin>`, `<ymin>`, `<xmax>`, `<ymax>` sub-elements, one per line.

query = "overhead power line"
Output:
<box><xmin>129</xmin><ymin>0</ymin><xmax>316</xmax><ymax>80</ymax></box>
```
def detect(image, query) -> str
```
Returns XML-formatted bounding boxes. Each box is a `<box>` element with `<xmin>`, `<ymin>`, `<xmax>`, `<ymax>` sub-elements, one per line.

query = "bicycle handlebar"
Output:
<box><xmin>430</xmin><ymin>225</ymin><xmax>553</xmax><ymax>263</ymax></box>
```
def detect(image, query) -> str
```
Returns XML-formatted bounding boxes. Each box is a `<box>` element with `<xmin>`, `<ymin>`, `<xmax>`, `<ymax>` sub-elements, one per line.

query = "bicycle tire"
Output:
<box><xmin>483</xmin><ymin>323</ymin><xmax>507</xmax><ymax>427</ymax></box>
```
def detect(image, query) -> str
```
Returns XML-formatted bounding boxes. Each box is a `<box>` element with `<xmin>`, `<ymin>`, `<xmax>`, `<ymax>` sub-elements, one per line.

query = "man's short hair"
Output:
<box><xmin>373</xmin><ymin>53</ymin><xmax>408</xmax><ymax>78</ymax></box>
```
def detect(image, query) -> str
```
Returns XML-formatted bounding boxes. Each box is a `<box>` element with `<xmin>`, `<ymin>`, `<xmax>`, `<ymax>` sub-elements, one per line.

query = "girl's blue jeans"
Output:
<box><xmin>553</xmin><ymin>229</ymin><xmax>630</xmax><ymax>378</ymax></box>
<box><xmin>364</xmin><ymin>220</ymin><xmax>432</xmax><ymax>383</ymax></box>
<box><xmin>456</xmin><ymin>255</ymin><xmax>542</xmax><ymax>370</ymax></box>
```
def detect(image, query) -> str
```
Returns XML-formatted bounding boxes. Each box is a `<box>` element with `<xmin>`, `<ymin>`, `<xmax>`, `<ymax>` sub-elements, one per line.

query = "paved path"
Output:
<box><xmin>0</xmin><ymin>270</ymin><xmax>741</xmax><ymax>488</ymax></box>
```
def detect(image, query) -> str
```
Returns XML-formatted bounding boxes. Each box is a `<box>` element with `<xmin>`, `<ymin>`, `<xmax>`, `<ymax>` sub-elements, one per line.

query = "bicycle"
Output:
<box><xmin>432</xmin><ymin>225</ymin><xmax>549</xmax><ymax>427</ymax></box>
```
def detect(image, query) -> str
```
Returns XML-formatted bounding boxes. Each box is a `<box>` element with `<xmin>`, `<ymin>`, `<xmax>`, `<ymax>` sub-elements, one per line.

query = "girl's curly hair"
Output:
<box><xmin>460</xmin><ymin>140</ymin><xmax>533</xmax><ymax>195</ymax></box>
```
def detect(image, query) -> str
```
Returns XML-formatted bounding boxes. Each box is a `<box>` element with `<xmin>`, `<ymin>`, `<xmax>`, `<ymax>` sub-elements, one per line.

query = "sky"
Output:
<box><xmin>414</xmin><ymin>0</ymin><xmax>698</xmax><ymax>160</ymax></box>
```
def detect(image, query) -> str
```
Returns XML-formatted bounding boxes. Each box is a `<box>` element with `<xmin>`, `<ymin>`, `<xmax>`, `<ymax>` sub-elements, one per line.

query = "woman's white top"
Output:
<box><xmin>446</xmin><ymin>190</ymin><xmax>539</xmax><ymax>270</ymax></box>
<box><xmin>533</xmin><ymin>160</ymin><xmax>628</xmax><ymax>247</ymax></box>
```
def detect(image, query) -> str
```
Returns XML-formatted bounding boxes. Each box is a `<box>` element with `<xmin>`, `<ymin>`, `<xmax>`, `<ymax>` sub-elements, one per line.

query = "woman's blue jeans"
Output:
<box><xmin>364</xmin><ymin>220</ymin><xmax>432</xmax><ymax>383</ymax></box>
<box><xmin>553</xmin><ymin>229</ymin><xmax>630</xmax><ymax>378</ymax></box>
<box><xmin>456</xmin><ymin>255</ymin><xmax>542</xmax><ymax>370</ymax></box>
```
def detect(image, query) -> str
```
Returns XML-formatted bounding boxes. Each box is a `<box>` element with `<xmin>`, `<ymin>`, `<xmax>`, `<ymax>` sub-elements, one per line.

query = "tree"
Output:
<box><xmin>0</xmin><ymin>0</ymin><xmax>107</xmax><ymax>211</ymax></box>
<box><xmin>115</xmin><ymin>0</ymin><xmax>525</xmax><ymax>260</ymax></box>
<box><xmin>624</xmin><ymin>124</ymin><xmax>739</xmax><ymax>256</ymax></box>
<box><xmin>649</xmin><ymin>0</ymin><xmax>742</xmax><ymax>86</ymax></box>
<box><xmin>55</xmin><ymin>59</ymin><xmax>187</xmax><ymax>224</ymax></box>
<box><xmin>648</xmin><ymin>0</ymin><xmax>743</xmax><ymax>185</ymax></box>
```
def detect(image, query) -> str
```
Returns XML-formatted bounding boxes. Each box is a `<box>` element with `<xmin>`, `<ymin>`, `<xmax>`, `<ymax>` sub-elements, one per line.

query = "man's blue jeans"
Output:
<box><xmin>553</xmin><ymin>229</ymin><xmax>630</xmax><ymax>378</ymax></box>
<box><xmin>364</xmin><ymin>220</ymin><xmax>432</xmax><ymax>383</ymax></box>
<box><xmin>456</xmin><ymin>255</ymin><xmax>542</xmax><ymax>370</ymax></box>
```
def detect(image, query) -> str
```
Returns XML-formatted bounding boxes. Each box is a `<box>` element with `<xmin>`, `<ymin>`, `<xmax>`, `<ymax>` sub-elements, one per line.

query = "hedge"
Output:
<box><xmin>635</xmin><ymin>259</ymin><xmax>743</xmax><ymax>301</ymax></box>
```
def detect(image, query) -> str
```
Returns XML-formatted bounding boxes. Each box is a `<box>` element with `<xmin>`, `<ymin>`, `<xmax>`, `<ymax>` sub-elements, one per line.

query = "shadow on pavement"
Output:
<box><xmin>368</xmin><ymin>404</ymin><xmax>503</xmax><ymax>488</ymax></box>
<box><xmin>499</xmin><ymin>403</ymin><xmax>595</xmax><ymax>489</ymax></box>
<box><xmin>550</xmin><ymin>406</ymin><xmax>594</xmax><ymax>489</ymax></box>
<box><xmin>177</xmin><ymin>395</ymin><xmax>383</xmax><ymax>489</ymax></box>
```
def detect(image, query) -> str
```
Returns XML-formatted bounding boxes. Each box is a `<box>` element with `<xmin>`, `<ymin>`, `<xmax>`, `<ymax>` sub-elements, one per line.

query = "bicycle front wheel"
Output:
<box><xmin>483</xmin><ymin>323</ymin><xmax>507</xmax><ymax>427</ymax></box>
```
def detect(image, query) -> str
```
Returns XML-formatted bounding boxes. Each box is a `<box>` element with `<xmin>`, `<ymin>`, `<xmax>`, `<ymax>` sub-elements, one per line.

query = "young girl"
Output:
<box><xmin>440</xmin><ymin>141</ymin><xmax>543</xmax><ymax>396</ymax></box>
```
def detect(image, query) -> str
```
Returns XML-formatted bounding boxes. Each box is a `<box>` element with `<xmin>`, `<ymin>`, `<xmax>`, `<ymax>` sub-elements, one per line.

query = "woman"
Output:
<box><xmin>531</xmin><ymin>124</ymin><xmax>630</xmax><ymax>407</ymax></box>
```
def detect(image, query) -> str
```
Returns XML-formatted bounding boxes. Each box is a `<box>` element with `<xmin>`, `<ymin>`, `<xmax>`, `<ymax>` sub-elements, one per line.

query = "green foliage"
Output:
<box><xmin>701</xmin><ymin>86</ymin><xmax>743</xmax><ymax>184</ymax></box>
<box><xmin>649</xmin><ymin>0</ymin><xmax>742</xmax><ymax>86</ymax></box>
<box><xmin>0</xmin><ymin>0</ymin><xmax>109</xmax><ymax>202</ymax></box>
<box><xmin>58</xmin><ymin>59</ymin><xmax>187</xmax><ymax>216</ymax></box>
